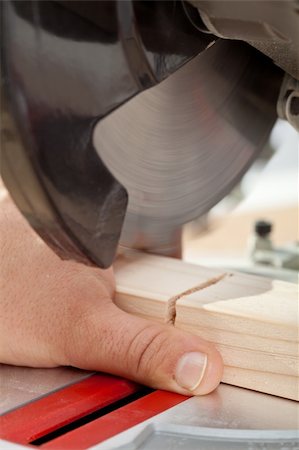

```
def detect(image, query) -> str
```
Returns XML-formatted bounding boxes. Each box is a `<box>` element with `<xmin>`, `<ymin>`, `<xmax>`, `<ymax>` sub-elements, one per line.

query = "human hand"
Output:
<box><xmin>0</xmin><ymin>192</ymin><xmax>223</xmax><ymax>396</ymax></box>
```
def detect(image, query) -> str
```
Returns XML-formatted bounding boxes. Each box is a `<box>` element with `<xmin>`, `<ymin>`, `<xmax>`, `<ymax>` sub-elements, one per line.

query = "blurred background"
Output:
<box><xmin>183</xmin><ymin>120</ymin><xmax>298</xmax><ymax>281</ymax></box>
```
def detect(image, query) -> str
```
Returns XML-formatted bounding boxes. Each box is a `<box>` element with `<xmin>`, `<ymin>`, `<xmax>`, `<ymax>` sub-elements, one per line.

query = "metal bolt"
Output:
<box><xmin>254</xmin><ymin>220</ymin><xmax>272</xmax><ymax>238</ymax></box>
<box><xmin>286</xmin><ymin>91</ymin><xmax>299</xmax><ymax>129</ymax></box>
<box><xmin>289</xmin><ymin>95</ymin><xmax>299</xmax><ymax>116</ymax></box>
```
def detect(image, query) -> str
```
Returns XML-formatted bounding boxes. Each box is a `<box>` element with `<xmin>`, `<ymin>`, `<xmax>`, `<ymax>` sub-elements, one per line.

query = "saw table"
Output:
<box><xmin>0</xmin><ymin>365</ymin><xmax>298</xmax><ymax>449</ymax></box>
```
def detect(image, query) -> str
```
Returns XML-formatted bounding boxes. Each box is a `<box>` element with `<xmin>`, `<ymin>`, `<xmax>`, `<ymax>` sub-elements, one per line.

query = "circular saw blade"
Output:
<box><xmin>94</xmin><ymin>40</ymin><xmax>281</xmax><ymax>253</ymax></box>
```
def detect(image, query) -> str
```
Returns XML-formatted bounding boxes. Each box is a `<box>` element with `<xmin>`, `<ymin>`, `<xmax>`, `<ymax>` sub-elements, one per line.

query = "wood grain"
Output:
<box><xmin>114</xmin><ymin>251</ymin><xmax>298</xmax><ymax>400</ymax></box>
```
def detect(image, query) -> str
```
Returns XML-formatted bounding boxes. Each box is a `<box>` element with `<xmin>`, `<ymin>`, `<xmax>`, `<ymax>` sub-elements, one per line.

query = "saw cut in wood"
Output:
<box><xmin>114</xmin><ymin>251</ymin><xmax>299</xmax><ymax>400</ymax></box>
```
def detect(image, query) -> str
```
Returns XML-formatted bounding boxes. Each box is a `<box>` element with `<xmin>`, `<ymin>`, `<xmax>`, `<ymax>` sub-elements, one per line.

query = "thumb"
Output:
<box><xmin>65</xmin><ymin>300</ymin><xmax>223</xmax><ymax>395</ymax></box>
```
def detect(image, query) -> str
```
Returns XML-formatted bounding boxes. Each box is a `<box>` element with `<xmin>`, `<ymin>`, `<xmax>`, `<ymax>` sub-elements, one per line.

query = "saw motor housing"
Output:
<box><xmin>1</xmin><ymin>0</ymin><xmax>298</xmax><ymax>268</ymax></box>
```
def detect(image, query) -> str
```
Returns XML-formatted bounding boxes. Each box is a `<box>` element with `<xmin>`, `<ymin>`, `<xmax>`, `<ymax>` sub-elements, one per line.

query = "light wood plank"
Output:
<box><xmin>114</xmin><ymin>250</ymin><xmax>225</xmax><ymax>323</ymax></box>
<box><xmin>222</xmin><ymin>367</ymin><xmax>298</xmax><ymax>401</ymax></box>
<box><xmin>114</xmin><ymin>251</ymin><xmax>298</xmax><ymax>400</ymax></box>
<box><xmin>176</xmin><ymin>276</ymin><xmax>298</xmax><ymax>342</ymax></box>
<box><xmin>179</xmin><ymin>325</ymin><xmax>298</xmax><ymax>356</ymax></box>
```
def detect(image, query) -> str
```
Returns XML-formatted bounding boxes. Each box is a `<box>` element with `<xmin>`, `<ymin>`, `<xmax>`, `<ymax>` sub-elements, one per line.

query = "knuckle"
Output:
<box><xmin>127</xmin><ymin>325</ymin><xmax>171</xmax><ymax>378</ymax></box>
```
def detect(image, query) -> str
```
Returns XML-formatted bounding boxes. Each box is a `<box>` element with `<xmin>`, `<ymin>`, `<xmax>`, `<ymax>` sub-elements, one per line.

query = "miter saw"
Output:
<box><xmin>1</xmin><ymin>1</ymin><xmax>298</xmax><ymax>449</ymax></box>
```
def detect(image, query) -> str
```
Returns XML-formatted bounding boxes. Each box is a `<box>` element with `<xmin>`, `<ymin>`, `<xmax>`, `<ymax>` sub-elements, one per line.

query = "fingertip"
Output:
<box><xmin>191</xmin><ymin>345</ymin><xmax>223</xmax><ymax>395</ymax></box>
<box><xmin>167</xmin><ymin>334</ymin><xmax>224</xmax><ymax>396</ymax></box>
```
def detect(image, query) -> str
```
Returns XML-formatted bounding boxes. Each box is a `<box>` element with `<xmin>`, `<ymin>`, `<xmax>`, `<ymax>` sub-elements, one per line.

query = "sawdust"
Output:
<box><xmin>166</xmin><ymin>273</ymin><xmax>230</xmax><ymax>325</ymax></box>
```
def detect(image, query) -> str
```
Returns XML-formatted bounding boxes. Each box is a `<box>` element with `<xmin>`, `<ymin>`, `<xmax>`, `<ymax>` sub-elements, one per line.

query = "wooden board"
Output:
<box><xmin>114</xmin><ymin>251</ymin><xmax>299</xmax><ymax>400</ymax></box>
<box><xmin>114</xmin><ymin>251</ymin><xmax>224</xmax><ymax>324</ymax></box>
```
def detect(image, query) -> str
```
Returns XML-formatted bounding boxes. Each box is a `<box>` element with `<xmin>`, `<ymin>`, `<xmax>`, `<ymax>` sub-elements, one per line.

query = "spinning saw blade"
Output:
<box><xmin>94</xmin><ymin>40</ymin><xmax>280</xmax><ymax>254</ymax></box>
<box><xmin>2</xmin><ymin>0</ymin><xmax>283</xmax><ymax>266</ymax></box>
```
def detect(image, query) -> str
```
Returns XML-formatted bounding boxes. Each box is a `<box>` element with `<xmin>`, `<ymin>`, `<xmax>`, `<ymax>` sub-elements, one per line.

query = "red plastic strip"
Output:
<box><xmin>42</xmin><ymin>390</ymin><xmax>187</xmax><ymax>449</ymax></box>
<box><xmin>0</xmin><ymin>374</ymin><xmax>138</xmax><ymax>445</ymax></box>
